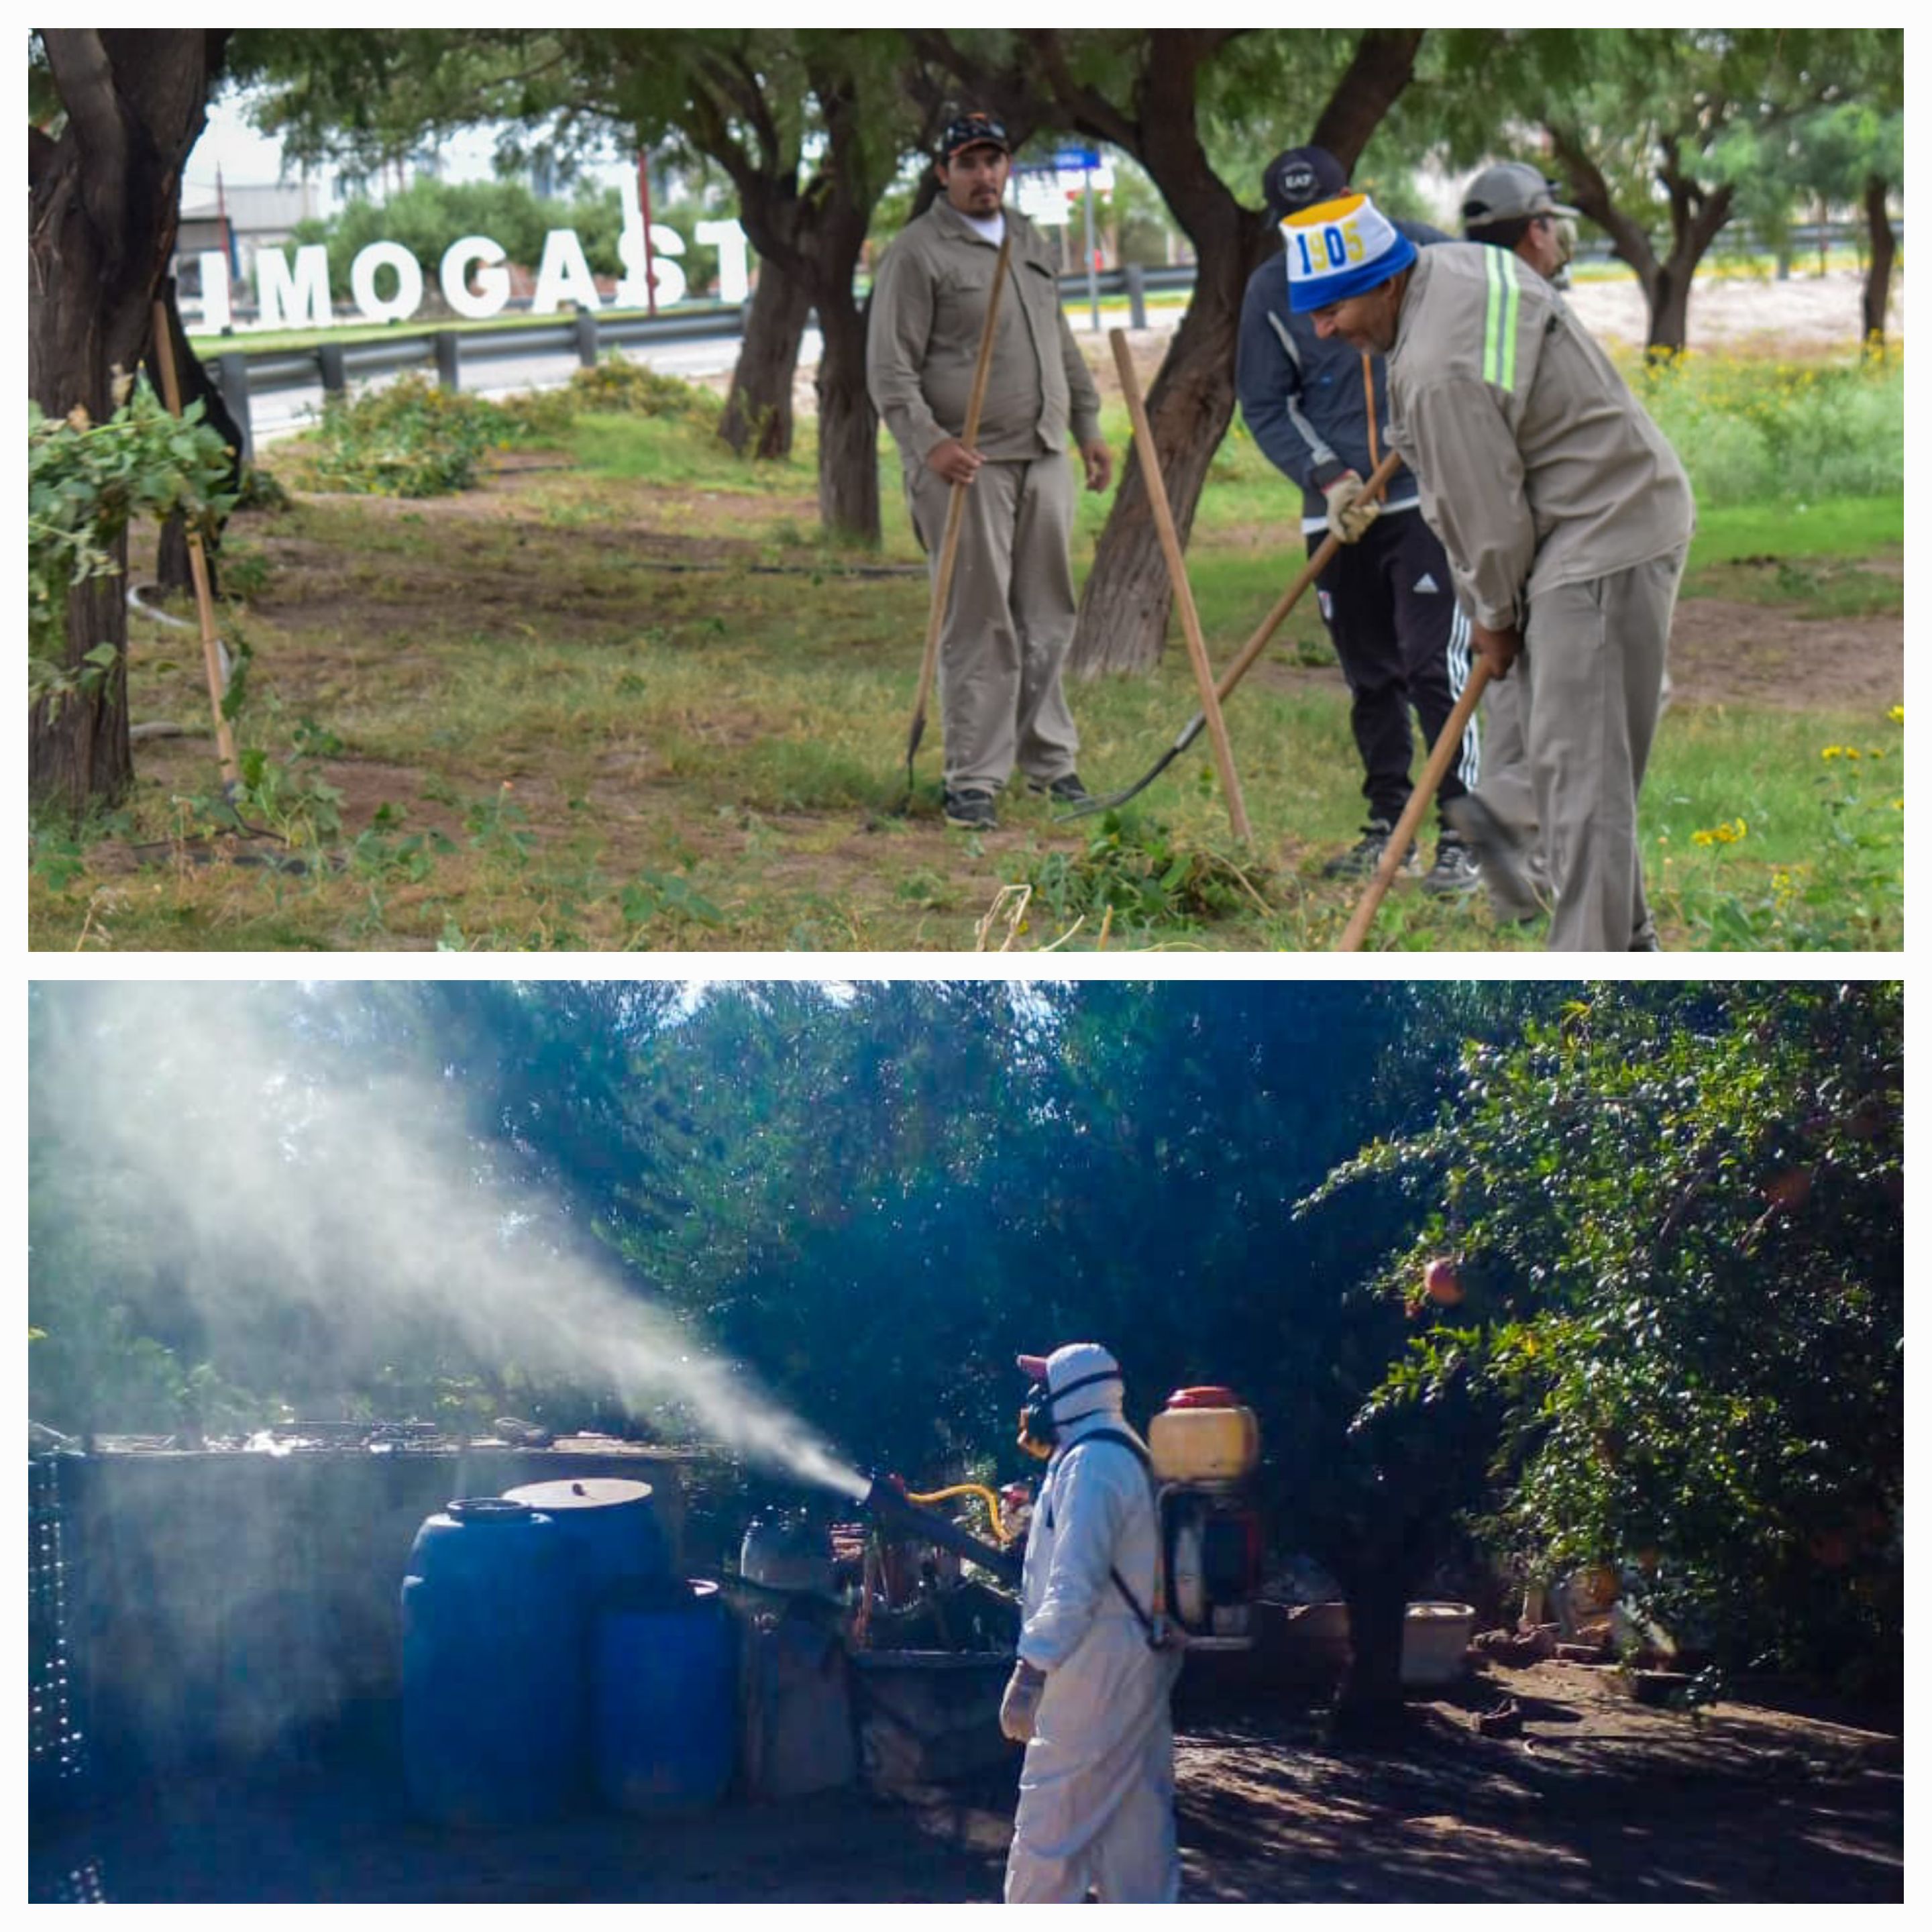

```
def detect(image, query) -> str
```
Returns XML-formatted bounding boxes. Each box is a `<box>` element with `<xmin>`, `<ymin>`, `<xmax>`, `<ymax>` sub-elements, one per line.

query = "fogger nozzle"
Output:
<box><xmin>860</xmin><ymin>1472</ymin><xmax>1022</xmax><ymax>1588</ymax></box>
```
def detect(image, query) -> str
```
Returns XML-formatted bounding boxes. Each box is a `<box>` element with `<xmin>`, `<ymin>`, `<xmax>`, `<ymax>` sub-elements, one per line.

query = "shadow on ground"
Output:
<box><xmin>30</xmin><ymin>1664</ymin><xmax>1900</xmax><ymax>1904</ymax></box>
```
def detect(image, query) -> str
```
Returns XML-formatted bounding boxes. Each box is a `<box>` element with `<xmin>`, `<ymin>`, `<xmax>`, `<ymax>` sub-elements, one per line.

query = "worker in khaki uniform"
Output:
<box><xmin>1443</xmin><ymin>160</ymin><xmax>1587</xmax><ymax>925</ymax></box>
<box><xmin>867</xmin><ymin>113</ymin><xmax>1112</xmax><ymax>830</ymax></box>
<box><xmin>1283</xmin><ymin>191</ymin><xmax>1694</xmax><ymax>951</ymax></box>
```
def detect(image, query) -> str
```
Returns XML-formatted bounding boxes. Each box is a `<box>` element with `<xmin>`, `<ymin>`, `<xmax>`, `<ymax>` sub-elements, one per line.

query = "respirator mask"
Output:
<box><xmin>1016</xmin><ymin>1366</ymin><xmax>1122</xmax><ymax>1460</ymax></box>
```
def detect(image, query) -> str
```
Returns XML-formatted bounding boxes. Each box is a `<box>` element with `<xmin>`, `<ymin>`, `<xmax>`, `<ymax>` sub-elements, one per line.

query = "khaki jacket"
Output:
<box><xmin>1385</xmin><ymin>245</ymin><xmax>1695</xmax><ymax>630</ymax></box>
<box><xmin>867</xmin><ymin>201</ymin><xmax>1102</xmax><ymax>468</ymax></box>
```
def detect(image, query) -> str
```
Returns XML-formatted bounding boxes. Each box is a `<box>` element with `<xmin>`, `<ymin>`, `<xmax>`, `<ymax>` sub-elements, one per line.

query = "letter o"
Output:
<box><xmin>350</xmin><ymin>241</ymin><xmax>425</xmax><ymax>324</ymax></box>
<box><xmin>440</xmin><ymin>235</ymin><xmax>511</xmax><ymax>321</ymax></box>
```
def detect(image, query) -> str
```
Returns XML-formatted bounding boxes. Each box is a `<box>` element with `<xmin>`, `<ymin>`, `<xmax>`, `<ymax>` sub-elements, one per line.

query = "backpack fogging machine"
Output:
<box><xmin>860</xmin><ymin>1383</ymin><xmax>1264</xmax><ymax>1652</ymax></box>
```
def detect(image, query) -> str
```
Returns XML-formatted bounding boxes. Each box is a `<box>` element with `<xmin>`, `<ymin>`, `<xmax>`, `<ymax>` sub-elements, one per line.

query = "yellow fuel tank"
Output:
<box><xmin>1148</xmin><ymin>1386</ymin><xmax>1260</xmax><ymax>1483</ymax></box>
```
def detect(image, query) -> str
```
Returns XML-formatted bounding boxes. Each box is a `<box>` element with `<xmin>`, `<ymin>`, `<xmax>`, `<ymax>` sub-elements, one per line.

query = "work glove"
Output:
<box><xmin>1323</xmin><ymin>470</ymin><xmax>1381</xmax><ymax>544</ymax></box>
<box><xmin>999</xmin><ymin>1659</ymin><xmax>1046</xmax><ymax>1743</ymax></box>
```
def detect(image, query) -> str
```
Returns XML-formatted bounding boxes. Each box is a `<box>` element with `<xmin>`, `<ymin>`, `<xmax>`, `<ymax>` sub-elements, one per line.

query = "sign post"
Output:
<box><xmin>1053</xmin><ymin>146</ymin><xmax>1104</xmax><ymax>332</ymax></box>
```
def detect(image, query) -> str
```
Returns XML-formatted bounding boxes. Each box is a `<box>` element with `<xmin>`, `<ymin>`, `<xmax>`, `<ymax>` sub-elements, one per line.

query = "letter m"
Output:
<box><xmin>256</xmin><ymin>245</ymin><xmax>335</xmax><ymax>330</ymax></box>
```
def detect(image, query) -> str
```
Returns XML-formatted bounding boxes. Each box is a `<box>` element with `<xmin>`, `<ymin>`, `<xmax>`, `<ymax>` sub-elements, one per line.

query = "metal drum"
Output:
<box><xmin>400</xmin><ymin>1497</ymin><xmax>582</xmax><ymax>1827</ymax></box>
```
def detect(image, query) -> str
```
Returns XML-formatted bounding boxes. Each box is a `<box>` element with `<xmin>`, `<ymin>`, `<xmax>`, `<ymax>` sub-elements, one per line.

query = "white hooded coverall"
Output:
<box><xmin>1004</xmin><ymin>1409</ymin><xmax>1183</xmax><ymax>1904</ymax></box>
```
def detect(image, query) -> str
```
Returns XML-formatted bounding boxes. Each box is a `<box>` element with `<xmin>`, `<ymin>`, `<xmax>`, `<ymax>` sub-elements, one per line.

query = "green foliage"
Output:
<box><xmin>28</xmin><ymin>376</ymin><xmax>237</xmax><ymax>709</ymax></box>
<box><xmin>297</xmin><ymin>372</ymin><xmax>539</xmax><ymax>496</ymax></box>
<box><xmin>1684</xmin><ymin>724</ymin><xmax>1903</xmax><ymax>950</ymax></box>
<box><xmin>1633</xmin><ymin>352</ymin><xmax>1904</xmax><ymax>507</ymax></box>
<box><xmin>1304</xmin><ymin>983</ymin><xmax>1902</xmax><ymax>1692</ymax></box>
<box><xmin>564</xmin><ymin>354</ymin><xmax>724</xmax><ymax>427</ymax></box>
<box><xmin>1012</xmin><ymin>810</ymin><xmax>1268</xmax><ymax>936</ymax></box>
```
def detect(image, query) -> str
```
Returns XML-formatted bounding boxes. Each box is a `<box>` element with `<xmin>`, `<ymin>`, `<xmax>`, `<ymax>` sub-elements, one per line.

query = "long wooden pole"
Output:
<box><xmin>150</xmin><ymin>300</ymin><xmax>240</xmax><ymax>792</ymax></box>
<box><xmin>1108</xmin><ymin>328</ymin><xmax>1250</xmax><ymax>845</ymax></box>
<box><xmin>1335</xmin><ymin>658</ymin><xmax>1493</xmax><ymax>951</ymax></box>
<box><xmin>903</xmin><ymin>231</ymin><xmax>1013</xmax><ymax>796</ymax></box>
<box><xmin>1062</xmin><ymin>447</ymin><xmax>1407</xmax><ymax>819</ymax></box>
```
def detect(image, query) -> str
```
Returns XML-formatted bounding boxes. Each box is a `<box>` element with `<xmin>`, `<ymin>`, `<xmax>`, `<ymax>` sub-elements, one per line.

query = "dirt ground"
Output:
<box><xmin>28</xmin><ymin>1660</ymin><xmax>1900</xmax><ymax>1903</ymax></box>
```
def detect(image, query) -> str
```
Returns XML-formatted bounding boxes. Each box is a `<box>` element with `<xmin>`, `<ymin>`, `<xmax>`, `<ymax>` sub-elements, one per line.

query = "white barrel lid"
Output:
<box><xmin>504</xmin><ymin>1477</ymin><xmax>653</xmax><ymax>1511</ymax></box>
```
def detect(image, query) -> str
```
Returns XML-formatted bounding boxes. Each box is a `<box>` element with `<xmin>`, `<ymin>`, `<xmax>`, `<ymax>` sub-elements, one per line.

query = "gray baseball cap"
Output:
<box><xmin>1460</xmin><ymin>161</ymin><xmax>1578</xmax><ymax>230</ymax></box>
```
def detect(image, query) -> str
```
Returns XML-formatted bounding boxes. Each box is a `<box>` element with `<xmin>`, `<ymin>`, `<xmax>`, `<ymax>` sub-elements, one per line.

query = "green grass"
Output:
<box><xmin>28</xmin><ymin>356</ymin><xmax>1902</xmax><ymax>955</ymax></box>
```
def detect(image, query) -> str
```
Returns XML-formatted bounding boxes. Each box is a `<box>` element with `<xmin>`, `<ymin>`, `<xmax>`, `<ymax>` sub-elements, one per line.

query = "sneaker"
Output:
<box><xmin>943</xmin><ymin>788</ymin><xmax>998</xmax><ymax>830</ymax></box>
<box><xmin>1441</xmin><ymin>792</ymin><xmax>1545</xmax><ymax>922</ymax></box>
<box><xmin>1322</xmin><ymin>819</ymin><xmax>1416</xmax><ymax>879</ymax></box>
<box><xmin>1026</xmin><ymin>771</ymin><xmax>1091</xmax><ymax>806</ymax></box>
<box><xmin>1421</xmin><ymin>834</ymin><xmax>1482</xmax><ymax>896</ymax></box>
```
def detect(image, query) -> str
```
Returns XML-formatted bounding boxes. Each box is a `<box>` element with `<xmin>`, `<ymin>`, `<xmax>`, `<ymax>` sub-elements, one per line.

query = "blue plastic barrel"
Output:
<box><xmin>592</xmin><ymin>1578</ymin><xmax>736</xmax><ymax>1813</ymax></box>
<box><xmin>501</xmin><ymin>1477</ymin><xmax>667</xmax><ymax>1605</ymax></box>
<box><xmin>400</xmin><ymin>1497</ymin><xmax>582</xmax><ymax>1827</ymax></box>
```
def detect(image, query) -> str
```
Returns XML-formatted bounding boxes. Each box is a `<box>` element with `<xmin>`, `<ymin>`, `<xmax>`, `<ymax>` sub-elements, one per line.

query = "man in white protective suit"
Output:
<box><xmin>999</xmin><ymin>1342</ymin><xmax>1184</xmax><ymax>1903</ymax></box>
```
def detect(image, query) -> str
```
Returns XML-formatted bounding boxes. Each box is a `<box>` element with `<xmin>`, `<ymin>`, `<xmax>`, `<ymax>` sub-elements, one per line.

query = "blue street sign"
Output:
<box><xmin>1051</xmin><ymin>147</ymin><xmax>1102</xmax><ymax>171</ymax></box>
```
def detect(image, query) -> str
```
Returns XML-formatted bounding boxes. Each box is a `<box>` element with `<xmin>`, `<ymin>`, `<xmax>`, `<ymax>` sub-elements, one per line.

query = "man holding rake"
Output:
<box><xmin>1237</xmin><ymin>146</ymin><xmax>1481</xmax><ymax>896</ymax></box>
<box><xmin>1287</xmin><ymin>190</ymin><xmax>1694</xmax><ymax>952</ymax></box>
<box><xmin>868</xmin><ymin>113</ymin><xmax>1114</xmax><ymax>832</ymax></box>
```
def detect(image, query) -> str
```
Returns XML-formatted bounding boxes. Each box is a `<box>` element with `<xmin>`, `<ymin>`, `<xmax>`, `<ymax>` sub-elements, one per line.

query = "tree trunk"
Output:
<box><xmin>1550</xmin><ymin>129</ymin><xmax>1732</xmax><ymax>358</ymax></box>
<box><xmin>1861</xmin><ymin>174</ymin><xmax>1896</xmax><ymax>353</ymax></box>
<box><xmin>719</xmin><ymin>259</ymin><xmax>812</xmax><ymax>459</ymax></box>
<box><xmin>1068</xmin><ymin>289</ymin><xmax>1245</xmax><ymax>677</ymax></box>
<box><xmin>28</xmin><ymin>30</ymin><xmax>223</xmax><ymax>821</ymax></box>
<box><xmin>813</xmin><ymin>292</ymin><xmax>880</xmax><ymax>545</ymax></box>
<box><xmin>1642</xmin><ymin>262</ymin><xmax>1695</xmax><ymax>357</ymax></box>
<box><xmin>1329</xmin><ymin>1564</ymin><xmax>1411</xmax><ymax>1744</ymax></box>
<box><xmin>30</xmin><ymin>568</ymin><xmax>135</xmax><ymax>817</ymax></box>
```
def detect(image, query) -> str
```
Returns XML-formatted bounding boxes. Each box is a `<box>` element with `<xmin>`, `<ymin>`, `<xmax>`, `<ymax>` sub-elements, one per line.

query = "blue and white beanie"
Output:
<box><xmin>1283</xmin><ymin>191</ymin><xmax>1416</xmax><ymax>313</ymax></box>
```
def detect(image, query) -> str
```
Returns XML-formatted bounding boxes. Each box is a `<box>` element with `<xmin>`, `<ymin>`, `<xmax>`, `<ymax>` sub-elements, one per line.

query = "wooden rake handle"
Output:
<box><xmin>1109</xmin><ymin>327</ymin><xmax>1251</xmax><ymax>845</ymax></box>
<box><xmin>150</xmin><ymin>300</ymin><xmax>240</xmax><ymax>791</ymax></box>
<box><xmin>905</xmin><ymin>231</ymin><xmax>1014</xmax><ymax>770</ymax></box>
<box><xmin>1210</xmin><ymin>448</ymin><xmax>1405</xmax><ymax>710</ymax></box>
<box><xmin>1335</xmin><ymin>657</ymin><xmax>1494</xmax><ymax>951</ymax></box>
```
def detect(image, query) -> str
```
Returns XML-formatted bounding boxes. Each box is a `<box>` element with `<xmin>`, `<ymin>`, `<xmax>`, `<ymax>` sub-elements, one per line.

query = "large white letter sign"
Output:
<box><xmin>350</xmin><ymin>240</ymin><xmax>425</xmax><ymax>323</ymax></box>
<box><xmin>439</xmin><ymin>235</ymin><xmax>511</xmax><ymax>320</ymax></box>
<box><xmin>616</xmin><ymin>221</ymin><xmax>686</xmax><ymax>309</ymax></box>
<box><xmin>256</xmin><ymin>244</ymin><xmax>334</xmax><ymax>329</ymax></box>
<box><xmin>695</xmin><ymin>220</ymin><xmax>750</xmax><ymax>304</ymax></box>
<box><xmin>197</xmin><ymin>252</ymin><xmax>232</xmax><ymax>333</ymax></box>
<box><xmin>531</xmin><ymin>229</ymin><xmax>602</xmax><ymax>314</ymax></box>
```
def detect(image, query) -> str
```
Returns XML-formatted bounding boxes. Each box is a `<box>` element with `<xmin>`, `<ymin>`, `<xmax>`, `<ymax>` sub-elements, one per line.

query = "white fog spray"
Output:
<box><xmin>33</xmin><ymin>984</ymin><xmax>870</xmax><ymax>1501</ymax></box>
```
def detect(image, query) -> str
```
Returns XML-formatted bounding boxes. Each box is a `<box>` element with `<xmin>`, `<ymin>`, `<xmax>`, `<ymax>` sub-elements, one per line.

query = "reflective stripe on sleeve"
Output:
<box><xmin>1483</xmin><ymin>248</ymin><xmax>1519</xmax><ymax>392</ymax></box>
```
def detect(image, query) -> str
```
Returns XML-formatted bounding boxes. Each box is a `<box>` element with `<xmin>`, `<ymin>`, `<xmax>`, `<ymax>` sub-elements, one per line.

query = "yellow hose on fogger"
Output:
<box><xmin>904</xmin><ymin>1482</ymin><xmax>1012</xmax><ymax>1546</ymax></box>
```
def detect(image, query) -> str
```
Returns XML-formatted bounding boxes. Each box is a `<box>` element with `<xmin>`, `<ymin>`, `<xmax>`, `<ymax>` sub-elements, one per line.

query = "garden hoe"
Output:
<box><xmin>1107</xmin><ymin>329</ymin><xmax>1252</xmax><ymax>843</ymax></box>
<box><xmin>1335</xmin><ymin>657</ymin><xmax>1494</xmax><ymax>951</ymax></box>
<box><xmin>899</xmin><ymin>232</ymin><xmax>1012</xmax><ymax>814</ymax></box>
<box><xmin>150</xmin><ymin>299</ymin><xmax>240</xmax><ymax>798</ymax></box>
<box><xmin>1060</xmin><ymin>447</ymin><xmax>1405</xmax><ymax>821</ymax></box>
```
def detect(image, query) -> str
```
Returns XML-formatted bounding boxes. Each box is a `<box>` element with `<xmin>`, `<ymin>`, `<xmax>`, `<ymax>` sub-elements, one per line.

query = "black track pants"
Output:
<box><xmin>1309</xmin><ymin>508</ymin><xmax>1479</xmax><ymax>828</ymax></box>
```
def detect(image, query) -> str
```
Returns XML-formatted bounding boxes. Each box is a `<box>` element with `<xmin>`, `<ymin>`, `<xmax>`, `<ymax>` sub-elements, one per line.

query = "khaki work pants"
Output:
<box><xmin>1517</xmin><ymin>546</ymin><xmax>1686</xmax><ymax>951</ymax></box>
<box><xmin>906</xmin><ymin>451</ymin><xmax>1080</xmax><ymax>794</ymax></box>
